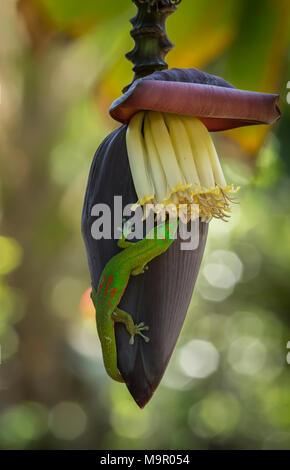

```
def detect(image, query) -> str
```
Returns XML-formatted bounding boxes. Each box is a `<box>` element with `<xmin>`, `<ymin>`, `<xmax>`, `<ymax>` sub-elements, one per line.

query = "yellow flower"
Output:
<box><xmin>126</xmin><ymin>110</ymin><xmax>239</xmax><ymax>222</ymax></box>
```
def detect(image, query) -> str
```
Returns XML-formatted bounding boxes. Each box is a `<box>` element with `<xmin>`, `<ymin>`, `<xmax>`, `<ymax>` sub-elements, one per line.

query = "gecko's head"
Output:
<box><xmin>153</xmin><ymin>218</ymin><xmax>178</xmax><ymax>245</ymax></box>
<box><xmin>167</xmin><ymin>218</ymin><xmax>178</xmax><ymax>235</ymax></box>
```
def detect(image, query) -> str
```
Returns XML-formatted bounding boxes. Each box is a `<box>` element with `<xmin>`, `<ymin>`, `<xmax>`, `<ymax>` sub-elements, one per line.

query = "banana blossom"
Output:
<box><xmin>82</xmin><ymin>68</ymin><xmax>280</xmax><ymax>407</ymax></box>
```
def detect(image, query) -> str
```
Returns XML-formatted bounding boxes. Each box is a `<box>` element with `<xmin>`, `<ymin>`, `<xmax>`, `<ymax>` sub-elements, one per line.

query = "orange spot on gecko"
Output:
<box><xmin>110</xmin><ymin>287</ymin><xmax>118</xmax><ymax>299</ymax></box>
<box><xmin>99</xmin><ymin>275</ymin><xmax>106</xmax><ymax>293</ymax></box>
<box><xmin>168</xmin><ymin>225</ymin><xmax>176</xmax><ymax>235</ymax></box>
<box><xmin>157</xmin><ymin>233</ymin><xmax>166</xmax><ymax>242</ymax></box>
<box><xmin>104</xmin><ymin>274</ymin><xmax>114</xmax><ymax>295</ymax></box>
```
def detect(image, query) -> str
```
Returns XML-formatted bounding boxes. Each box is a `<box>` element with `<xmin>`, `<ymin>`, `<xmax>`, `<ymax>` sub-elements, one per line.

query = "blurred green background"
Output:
<box><xmin>0</xmin><ymin>0</ymin><xmax>290</xmax><ymax>450</ymax></box>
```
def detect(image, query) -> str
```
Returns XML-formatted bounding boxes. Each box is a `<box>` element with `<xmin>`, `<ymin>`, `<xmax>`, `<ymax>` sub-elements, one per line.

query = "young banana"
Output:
<box><xmin>126</xmin><ymin>111</ymin><xmax>154</xmax><ymax>206</ymax></box>
<box><xmin>164</xmin><ymin>113</ymin><xmax>200</xmax><ymax>194</ymax></box>
<box><xmin>148</xmin><ymin>111</ymin><xmax>189</xmax><ymax>195</ymax></box>
<box><xmin>143</xmin><ymin>113</ymin><xmax>169</xmax><ymax>204</ymax></box>
<box><xmin>126</xmin><ymin>110</ymin><xmax>238</xmax><ymax>222</ymax></box>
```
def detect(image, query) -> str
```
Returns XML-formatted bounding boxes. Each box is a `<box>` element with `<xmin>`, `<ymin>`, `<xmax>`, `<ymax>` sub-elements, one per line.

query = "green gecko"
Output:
<box><xmin>91</xmin><ymin>217</ymin><xmax>179</xmax><ymax>383</ymax></box>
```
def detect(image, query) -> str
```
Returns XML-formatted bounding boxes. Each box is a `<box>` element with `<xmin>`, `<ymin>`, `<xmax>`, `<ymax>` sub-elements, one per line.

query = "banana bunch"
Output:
<box><xmin>126</xmin><ymin>111</ymin><xmax>238</xmax><ymax>222</ymax></box>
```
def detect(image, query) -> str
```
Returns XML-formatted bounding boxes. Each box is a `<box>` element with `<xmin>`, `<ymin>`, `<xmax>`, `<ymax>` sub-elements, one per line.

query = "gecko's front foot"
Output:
<box><xmin>129</xmin><ymin>322</ymin><xmax>150</xmax><ymax>345</ymax></box>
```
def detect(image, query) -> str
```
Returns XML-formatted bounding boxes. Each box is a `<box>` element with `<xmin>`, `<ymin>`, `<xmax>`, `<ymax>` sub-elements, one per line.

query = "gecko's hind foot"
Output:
<box><xmin>129</xmin><ymin>322</ymin><xmax>150</xmax><ymax>345</ymax></box>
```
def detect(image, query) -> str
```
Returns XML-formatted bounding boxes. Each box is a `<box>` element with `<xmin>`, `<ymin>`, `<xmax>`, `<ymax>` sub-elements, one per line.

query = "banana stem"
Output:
<box><xmin>123</xmin><ymin>1</ymin><xmax>182</xmax><ymax>92</ymax></box>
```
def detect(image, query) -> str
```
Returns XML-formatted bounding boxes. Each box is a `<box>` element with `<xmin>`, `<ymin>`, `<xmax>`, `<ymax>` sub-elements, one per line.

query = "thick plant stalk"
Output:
<box><xmin>123</xmin><ymin>0</ymin><xmax>182</xmax><ymax>91</ymax></box>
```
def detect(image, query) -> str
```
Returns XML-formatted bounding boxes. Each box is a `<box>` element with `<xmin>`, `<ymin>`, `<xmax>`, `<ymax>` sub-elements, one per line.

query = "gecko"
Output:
<box><xmin>91</xmin><ymin>217</ymin><xmax>179</xmax><ymax>383</ymax></box>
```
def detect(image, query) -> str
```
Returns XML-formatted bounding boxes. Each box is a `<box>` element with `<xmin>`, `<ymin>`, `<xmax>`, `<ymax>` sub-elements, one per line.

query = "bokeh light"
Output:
<box><xmin>48</xmin><ymin>402</ymin><xmax>87</xmax><ymax>441</ymax></box>
<box><xmin>179</xmin><ymin>340</ymin><xmax>220</xmax><ymax>379</ymax></box>
<box><xmin>0</xmin><ymin>403</ymin><xmax>48</xmax><ymax>449</ymax></box>
<box><xmin>110</xmin><ymin>385</ymin><xmax>154</xmax><ymax>440</ymax></box>
<box><xmin>0</xmin><ymin>236</ymin><xmax>22</xmax><ymax>275</ymax></box>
